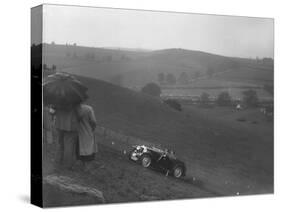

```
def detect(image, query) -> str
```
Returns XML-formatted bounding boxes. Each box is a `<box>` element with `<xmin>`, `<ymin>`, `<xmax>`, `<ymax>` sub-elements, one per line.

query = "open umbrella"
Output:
<box><xmin>43</xmin><ymin>72</ymin><xmax>88</xmax><ymax>108</ymax></box>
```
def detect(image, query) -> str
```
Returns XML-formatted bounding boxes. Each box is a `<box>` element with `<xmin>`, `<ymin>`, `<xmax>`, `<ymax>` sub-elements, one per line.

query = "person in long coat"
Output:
<box><xmin>76</xmin><ymin>104</ymin><xmax>97</xmax><ymax>169</ymax></box>
<box><xmin>55</xmin><ymin>106</ymin><xmax>79</xmax><ymax>169</ymax></box>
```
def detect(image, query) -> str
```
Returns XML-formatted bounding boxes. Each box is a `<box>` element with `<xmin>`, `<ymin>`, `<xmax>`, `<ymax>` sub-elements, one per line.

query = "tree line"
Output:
<box><xmin>157</xmin><ymin>71</ymin><xmax>201</xmax><ymax>85</ymax></box>
<box><xmin>141</xmin><ymin>81</ymin><xmax>260</xmax><ymax>111</ymax></box>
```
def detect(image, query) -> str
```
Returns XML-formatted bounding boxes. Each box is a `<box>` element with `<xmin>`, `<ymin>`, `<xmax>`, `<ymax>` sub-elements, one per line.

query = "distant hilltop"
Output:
<box><xmin>34</xmin><ymin>43</ymin><xmax>273</xmax><ymax>97</ymax></box>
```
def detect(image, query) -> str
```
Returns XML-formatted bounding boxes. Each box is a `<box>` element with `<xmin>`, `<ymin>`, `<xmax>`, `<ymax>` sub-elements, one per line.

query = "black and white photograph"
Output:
<box><xmin>31</xmin><ymin>3</ymin><xmax>274</xmax><ymax>208</ymax></box>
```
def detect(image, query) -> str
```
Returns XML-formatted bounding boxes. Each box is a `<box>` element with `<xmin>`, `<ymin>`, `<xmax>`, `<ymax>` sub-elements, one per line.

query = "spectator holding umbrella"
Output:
<box><xmin>43</xmin><ymin>72</ymin><xmax>88</xmax><ymax>170</ymax></box>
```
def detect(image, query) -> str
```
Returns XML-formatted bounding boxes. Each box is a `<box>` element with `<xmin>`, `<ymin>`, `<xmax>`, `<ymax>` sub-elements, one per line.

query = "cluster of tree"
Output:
<box><xmin>120</xmin><ymin>55</ymin><xmax>131</xmax><ymax>61</ymax></box>
<box><xmin>158</xmin><ymin>72</ymin><xmax>186</xmax><ymax>85</ymax></box>
<box><xmin>158</xmin><ymin>71</ymin><xmax>203</xmax><ymax>85</ymax></box>
<box><xmin>84</xmin><ymin>52</ymin><xmax>96</xmax><ymax>60</ymax></box>
<box><xmin>256</xmin><ymin>57</ymin><xmax>274</xmax><ymax>65</ymax></box>
<box><xmin>216</xmin><ymin>91</ymin><xmax>232</xmax><ymax>106</ymax></box>
<box><xmin>199</xmin><ymin>89</ymin><xmax>259</xmax><ymax>108</ymax></box>
<box><xmin>64</xmin><ymin>42</ymin><xmax>77</xmax><ymax>46</ymax></box>
<box><xmin>140</xmin><ymin>83</ymin><xmax>182</xmax><ymax>112</ymax></box>
<box><xmin>242</xmin><ymin>89</ymin><xmax>259</xmax><ymax>107</ymax></box>
<box><xmin>199</xmin><ymin>92</ymin><xmax>211</xmax><ymax>105</ymax></box>
<box><xmin>64</xmin><ymin>43</ymin><xmax>80</xmax><ymax>59</ymax></box>
<box><xmin>141</xmin><ymin>83</ymin><xmax>161</xmax><ymax>97</ymax></box>
<box><xmin>158</xmin><ymin>73</ymin><xmax>177</xmax><ymax>85</ymax></box>
<box><xmin>178</xmin><ymin>72</ymin><xmax>189</xmax><ymax>84</ymax></box>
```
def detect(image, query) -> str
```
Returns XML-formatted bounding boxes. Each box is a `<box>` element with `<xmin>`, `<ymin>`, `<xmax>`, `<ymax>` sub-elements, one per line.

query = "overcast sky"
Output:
<box><xmin>42</xmin><ymin>4</ymin><xmax>274</xmax><ymax>58</ymax></box>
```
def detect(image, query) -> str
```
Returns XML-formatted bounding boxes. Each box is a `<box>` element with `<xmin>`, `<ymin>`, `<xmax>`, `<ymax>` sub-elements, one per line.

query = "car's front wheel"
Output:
<box><xmin>173</xmin><ymin>166</ymin><xmax>184</xmax><ymax>178</ymax></box>
<box><xmin>141</xmin><ymin>155</ymin><xmax>152</xmax><ymax>168</ymax></box>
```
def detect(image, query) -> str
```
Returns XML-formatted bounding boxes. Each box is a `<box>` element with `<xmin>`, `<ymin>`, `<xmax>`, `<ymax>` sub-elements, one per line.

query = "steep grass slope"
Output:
<box><xmin>72</xmin><ymin>75</ymin><xmax>273</xmax><ymax>195</ymax></box>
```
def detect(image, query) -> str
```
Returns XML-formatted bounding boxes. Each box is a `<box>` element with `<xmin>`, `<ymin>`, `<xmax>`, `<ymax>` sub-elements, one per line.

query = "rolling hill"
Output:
<box><xmin>42</xmin><ymin>43</ymin><xmax>273</xmax><ymax>90</ymax></box>
<box><xmin>46</xmin><ymin>72</ymin><xmax>272</xmax><ymax>195</ymax></box>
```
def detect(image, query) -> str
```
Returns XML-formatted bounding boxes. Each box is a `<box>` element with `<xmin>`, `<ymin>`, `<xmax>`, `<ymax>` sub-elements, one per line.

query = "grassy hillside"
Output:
<box><xmin>60</xmin><ymin>74</ymin><xmax>273</xmax><ymax>195</ymax></box>
<box><xmin>43</xmin><ymin>44</ymin><xmax>273</xmax><ymax>89</ymax></box>
<box><xmin>215</xmin><ymin>66</ymin><xmax>273</xmax><ymax>84</ymax></box>
<box><xmin>77</xmin><ymin>74</ymin><xmax>184</xmax><ymax>139</ymax></box>
<box><xmin>43</xmin><ymin>141</ymin><xmax>217</xmax><ymax>206</ymax></box>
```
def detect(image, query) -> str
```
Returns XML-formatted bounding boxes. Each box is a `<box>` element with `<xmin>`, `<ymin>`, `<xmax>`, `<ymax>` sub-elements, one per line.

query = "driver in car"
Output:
<box><xmin>168</xmin><ymin>150</ymin><xmax>176</xmax><ymax>159</ymax></box>
<box><xmin>158</xmin><ymin>148</ymin><xmax>169</xmax><ymax>161</ymax></box>
<box><xmin>157</xmin><ymin>149</ymin><xmax>171</xmax><ymax>176</ymax></box>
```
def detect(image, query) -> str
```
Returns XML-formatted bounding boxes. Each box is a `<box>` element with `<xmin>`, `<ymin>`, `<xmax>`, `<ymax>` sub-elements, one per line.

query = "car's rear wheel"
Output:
<box><xmin>173</xmin><ymin>166</ymin><xmax>183</xmax><ymax>178</ymax></box>
<box><xmin>141</xmin><ymin>155</ymin><xmax>152</xmax><ymax>168</ymax></box>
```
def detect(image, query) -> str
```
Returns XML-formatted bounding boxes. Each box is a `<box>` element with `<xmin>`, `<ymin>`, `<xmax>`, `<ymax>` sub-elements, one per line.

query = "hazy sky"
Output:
<box><xmin>42</xmin><ymin>4</ymin><xmax>274</xmax><ymax>58</ymax></box>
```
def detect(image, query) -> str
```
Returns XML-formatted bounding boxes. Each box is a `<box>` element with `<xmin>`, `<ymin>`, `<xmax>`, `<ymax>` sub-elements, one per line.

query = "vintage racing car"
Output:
<box><xmin>128</xmin><ymin>145</ymin><xmax>186</xmax><ymax>178</ymax></box>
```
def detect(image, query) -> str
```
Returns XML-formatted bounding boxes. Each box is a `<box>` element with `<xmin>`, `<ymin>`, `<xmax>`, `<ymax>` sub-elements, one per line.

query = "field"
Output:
<box><xmin>162</xmin><ymin>86</ymin><xmax>271</xmax><ymax>100</ymax></box>
<box><xmin>180</xmin><ymin>104</ymin><xmax>273</xmax><ymax>194</ymax></box>
<box><xmin>161</xmin><ymin>72</ymin><xmax>273</xmax><ymax>101</ymax></box>
<box><xmin>40</xmin><ymin>42</ymin><xmax>273</xmax><ymax>205</ymax></box>
<box><xmin>84</xmin><ymin>75</ymin><xmax>273</xmax><ymax>195</ymax></box>
<box><xmin>43</xmin><ymin>72</ymin><xmax>273</xmax><ymax>206</ymax></box>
